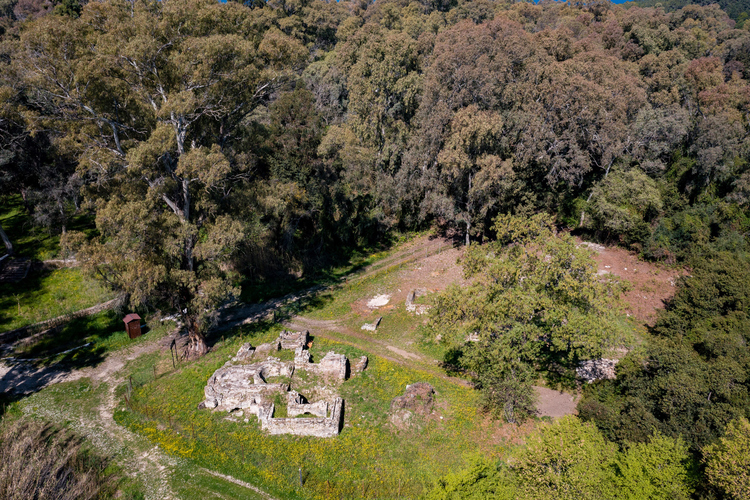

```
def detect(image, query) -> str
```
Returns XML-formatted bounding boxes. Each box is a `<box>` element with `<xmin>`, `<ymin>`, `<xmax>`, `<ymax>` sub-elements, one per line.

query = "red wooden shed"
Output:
<box><xmin>123</xmin><ymin>313</ymin><xmax>142</xmax><ymax>339</ymax></box>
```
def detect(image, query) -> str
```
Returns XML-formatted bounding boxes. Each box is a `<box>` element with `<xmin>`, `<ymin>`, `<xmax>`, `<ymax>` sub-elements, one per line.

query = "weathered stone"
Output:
<box><xmin>287</xmin><ymin>391</ymin><xmax>329</xmax><ymax>418</ymax></box>
<box><xmin>261</xmin><ymin>398</ymin><xmax>344</xmax><ymax>438</ymax></box>
<box><xmin>389</xmin><ymin>382</ymin><xmax>435</xmax><ymax>430</ymax></box>
<box><xmin>353</xmin><ymin>356</ymin><xmax>368</xmax><ymax>373</ymax></box>
<box><xmin>406</xmin><ymin>288</ymin><xmax>430</xmax><ymax>315</ymax></box>
<box><xmin>318</xmin><ymin>351</ymin><xmax>348</xmax><ymax>381</ymax></box>
<box><xmin>361</xmin><ymin>317</ymin><xmax>382</xmax><ymax>331</ymax></box>
<box><xmin>254</xmin><ymin>340</ymin><xmax>280</xmax><ymax>357</ymax></box>
<box><xmin>390</xmin><ymin>382</ymin><xmax>435</xmax><ymax>415</ymax></box>
<box><xmin>294</xmin><ymin>346</ymin><xmax>312</xmax><ymax>367</ymax></box>
<box><xmin>577</xmin><ymin>358</ymin><xmax>618</xmax><ymax>383</ymax></box>
<box><xmin>279</xmin><ymin>330</ymin><xmax>309</xmax><ymax>350</ymax></box>
<box><xmin>202</xmin><ymin>363</ymin><xmax>289</xmax><ymax>411</ymax></box>
<box><xmin>253</xmin><ymin>358</ymin><xmax>294</xmax><ymax>384</ymax></box>
<box><xmin>233</xmin><ymin>343</ymin><xmax>255</xmax><ymax>362</ymax></box>
<box><xmin>201</xmin><ymin>331</ymin><xmax>349</xmax><ymax>437</ymax></box>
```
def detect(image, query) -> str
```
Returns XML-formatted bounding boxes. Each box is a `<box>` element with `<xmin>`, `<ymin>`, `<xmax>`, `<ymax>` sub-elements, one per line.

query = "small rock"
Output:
<box><xmin>353</xmin><ymin>356</ymin><xmax>368</xmax><ymax>373</ymax></box>
<box><xmin>361</xmin><ymin>317</ymin><xmax>382</xmax><ymax>331</ymax></box>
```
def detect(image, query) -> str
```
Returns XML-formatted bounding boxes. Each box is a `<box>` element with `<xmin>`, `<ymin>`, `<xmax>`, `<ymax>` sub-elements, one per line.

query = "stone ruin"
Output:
<box><xmin>361</xmin><ymin>316</ymin><xmax>382</xmax><ymax>331</ymax></box>
<box><xmin>577</xmin><ymin>358</ymin><xmax>618</xmax><ymax>383</ymax></box>
<box><xmin>406</xmin><ymin>289</ymin><xmax>430</xmax><ymax>315</ymax></box>
<box><xmin>389</xmin><ymin>382</ymin><xmax>435</xmax><ymax>430</ymax></box>
<box><xmin>201</xmin><ymin>330</ymin><xmax>356</xmax><ymax>438</ymax></box>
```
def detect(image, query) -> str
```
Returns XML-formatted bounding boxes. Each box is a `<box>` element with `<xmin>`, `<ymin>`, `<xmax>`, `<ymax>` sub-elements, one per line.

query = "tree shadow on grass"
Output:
<box><xmin>0</xmin><ymin>266</ymin><xmax>52</xmax><ymax>331</ymax></box>
<box><xmin>0</xmin><ymin>310</ymin><xmax>150</xmax><ymax>399</ymax></box>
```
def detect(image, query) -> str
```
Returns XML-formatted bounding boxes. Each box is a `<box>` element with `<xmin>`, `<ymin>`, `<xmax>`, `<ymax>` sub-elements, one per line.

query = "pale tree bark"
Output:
<box><xmin>0</xmin><ymin>223</ymin><xmax>14</xmax><ymax>256</ymax></box>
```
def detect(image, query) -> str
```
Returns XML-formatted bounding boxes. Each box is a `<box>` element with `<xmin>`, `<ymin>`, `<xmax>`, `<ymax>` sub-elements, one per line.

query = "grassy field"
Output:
<box><xmin>13</xmin><ymin>312</ymin><xmax>175</xmax><ymax>367</ymax></box>
<box><xmin>4</xmin><ymin>374</ymin><xmax>271</xmax><ymax>500</ymax></box>
<box><xmin>0</xmin><ymin>235</ymin><xmax>516</xmax><ymax>500</ymax></box>
<box><xmin>0</xmin><ymin>195</ymin><xmax>97</xmax><ymax>260</ymax></box>
<box><xmin>0</xmin><ymin>267</ymin><xmax>115</xmax><ymax>332</ymax></box>
<box><xmin>115</xmin><ymin>322</ymin><xmax>501</xmax><ymax>500</ymax></box>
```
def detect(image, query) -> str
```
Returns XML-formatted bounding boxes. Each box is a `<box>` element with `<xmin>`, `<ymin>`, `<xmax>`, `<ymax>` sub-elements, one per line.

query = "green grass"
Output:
<box><xmin>115</xmin><ymin>325</ymin><xmax>501</xmax><ymax>500</ymax></box>
<box><xmin>13</xmin><ymin>311</ymin><xmax>175</xmax><ymax>367</ymax></box>
<box><xmin>171</xmin><ymin>467</ymin><xmax>268</xmax><ymax>500</ymax></box>
<box><xmin>0</xmin><ymin>195</ymin><xmax>97</xmax><ymax>260</ymax></box>
<box><xmin>0</xmin><ymin>267</ymin><xmax>115</xmax><ymax>332</ymax></box>
<box><xmin>238</xmin><ymin>231</ymin><xmax>429</xmax><ymax>305</ymax></box>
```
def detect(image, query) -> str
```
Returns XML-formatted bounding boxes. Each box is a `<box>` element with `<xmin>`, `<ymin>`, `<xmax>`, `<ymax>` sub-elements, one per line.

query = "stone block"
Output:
<box><xmin>279</xmin><ymin>330</ymin><xmax>309</xmax><ymax>350</ymax></box>
<box><xmin>232</xmin><ymin>343</ymin><xmax>255</xmax><ymax>362</ymax></box>
<box><xmin>318</xmin><ymin>351</ymin><xmax>348</xmax><ymax>381</ymax></box>
<box><xmin>353</xmin><ymin>356</ymin><xmax>368</xmax><ymax>373</ymax></box>
<box><xmin>261</xmin><ymin>398</ymin><xmax>343</xmax><ymax>437</ymax></box>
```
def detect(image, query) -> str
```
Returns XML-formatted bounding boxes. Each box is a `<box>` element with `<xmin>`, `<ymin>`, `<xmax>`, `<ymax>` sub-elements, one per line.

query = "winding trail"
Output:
<box><xmin>1</xmin><ymin>330</ymin><xmax>279</xmax><ymax>500</ymax></box>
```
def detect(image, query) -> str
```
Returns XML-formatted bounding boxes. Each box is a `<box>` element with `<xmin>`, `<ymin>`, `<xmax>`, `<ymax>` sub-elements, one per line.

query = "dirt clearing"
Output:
<box><xmin>581</xmin><ymin>240</ymin><xmax>685</xmax><ymax>324</ymax></box>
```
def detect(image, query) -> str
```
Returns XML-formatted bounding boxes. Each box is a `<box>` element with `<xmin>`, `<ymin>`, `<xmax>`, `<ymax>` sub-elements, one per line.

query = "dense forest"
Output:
<box><xmin>2</xmin><ymin>0</ymin><xmax>750</xmax><ymax>498</ymax></box>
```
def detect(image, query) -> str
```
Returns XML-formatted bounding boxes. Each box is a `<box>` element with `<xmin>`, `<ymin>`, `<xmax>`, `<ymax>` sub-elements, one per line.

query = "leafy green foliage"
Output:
<box><xmin>703</xmin><ymin>417</ymin><xmax>750</xmax><ymax>499</ymax></box>
<box><xmin>643</xmin><ymin>202</ymin><xmax>750</xmax><ymax>263</ymax></box>
<box><xmin>580</xmin><ymin>252</ymin><xmax>750</xmax><ymax>453</ymax></box>
<box><xmin>585</xmin><ymin>168</ymin><xmax>663</xmax><ymax>247</ymax></box>
<box><xmin>427</xmin><ymin>417</ymin><xmax>695</xmax><ymax>500</ymax></box>
<box><xmin>430</xmin><ymin>214</ymin><xmax>632</xmax><ymax>421</ymax></box>
<box><xmin>0</xmin><ymin>268</ymin><xmax>114</xmax><ymax>332</ymax></box>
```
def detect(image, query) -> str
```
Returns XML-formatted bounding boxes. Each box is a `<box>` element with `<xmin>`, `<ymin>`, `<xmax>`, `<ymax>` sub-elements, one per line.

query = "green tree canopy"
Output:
<box><xmin>430</xmin><ymin>213</ymin><xmax>632</xmax><ymax>421</ymax></box>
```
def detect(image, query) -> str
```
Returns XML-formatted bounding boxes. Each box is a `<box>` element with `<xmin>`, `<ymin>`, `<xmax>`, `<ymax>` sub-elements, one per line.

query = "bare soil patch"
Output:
<box><xmin>581</xmin><ymin>240</ymin><xmax>685</xmax><ymax>325</ymax></box>
<box><xmin>534</xmin><ymin>386</ymin><xmax>578</xmax><ymax>419</ymax></box>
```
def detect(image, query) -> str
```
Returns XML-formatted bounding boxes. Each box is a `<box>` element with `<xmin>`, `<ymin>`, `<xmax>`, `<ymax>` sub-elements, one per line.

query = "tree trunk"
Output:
<box><xmin>465</xmin><ymin>173</ymin><xmax>472</xmax><ymax>246</ymax></box>
<box><xmin>182</xmin><ymin>178</ymin><xmax>194</xmax><ymax>272</ymax></box>
<box><xmin>0</xmin><ymin>223</ymin><xmax>14</xmax><ymax>256</ymax></box>
<box><xmin>185</xmin><ymin>315</ymin><xmax>208</xmax><ymax>358</ymax></box>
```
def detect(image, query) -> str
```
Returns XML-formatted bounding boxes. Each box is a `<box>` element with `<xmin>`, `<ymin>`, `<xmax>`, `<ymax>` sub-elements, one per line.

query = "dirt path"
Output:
<box><xmin>284</xmin><ymin>316</ymin><xmax>471</xmax><ymax>385</ymax></box>
<box><xmin>2</xmin><ymin>330</ymin><xmax>278</xmax><ymax>500</ymax></box>
<box><xmin>216</xmin><ymin>237</ymin><xmax>456</xmax><ymax>333</ymax></box>
<box><xmin>288</xmin><ymin>315</ymin><xmax>577</xmax><ymax>418</ymax></box>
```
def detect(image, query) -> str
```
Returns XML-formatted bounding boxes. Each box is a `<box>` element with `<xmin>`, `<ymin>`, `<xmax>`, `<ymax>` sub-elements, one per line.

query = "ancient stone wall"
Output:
<box><xmin>202</xmin><ymin>331</ymin><xmax>350</xmax><ymax>437</ymax></box>
<box><xmin>294</xmin><ymin>349</ymin><xmax>348</xmax><ymax>381</ymax></box>
<box><xmin>287</xmin><ymin>391</ymin><xmax>329</xmax><ymax>418</ymax></box>
<box><xmin>279</xmin><ymin>330</ymin><xmax>309</xmax><ymax>350</ymax></box>
<box><xmin>317</xmin><ymin>352</ymin><xmax>348</xmax><ymax>381</ymax></box>
<box><xmin>203</xmin><ymin>363</ymin><xmax>289</xmax><ymax>411</ymax></box>
<box><xmin>261</xmin><ymin>398</ymin><xmax>344</xmax><ymax>438</ymax></box>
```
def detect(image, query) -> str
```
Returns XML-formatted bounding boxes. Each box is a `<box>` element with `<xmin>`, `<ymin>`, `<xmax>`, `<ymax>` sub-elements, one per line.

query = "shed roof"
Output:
<box><xmin>123</xmin><ymin>313</ymin><xmax>141</xmax><ymax>324</ymax></box>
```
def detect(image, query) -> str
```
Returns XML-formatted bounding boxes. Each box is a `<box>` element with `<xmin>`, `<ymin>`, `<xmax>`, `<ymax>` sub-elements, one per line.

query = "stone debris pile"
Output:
<box><xmin>576</xmin><ymin>358</ymin><xmax>618</xmax><ymax>383</ymax></box>
<box><xmin>200</xmin><ymin>330</ymin><xmax>356</xmax><ymax>437</ymax></box>
<box><xmin>389</xmin><ymin>382</ymin><xmax>436</xmax><ymax>429</ymax></box>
